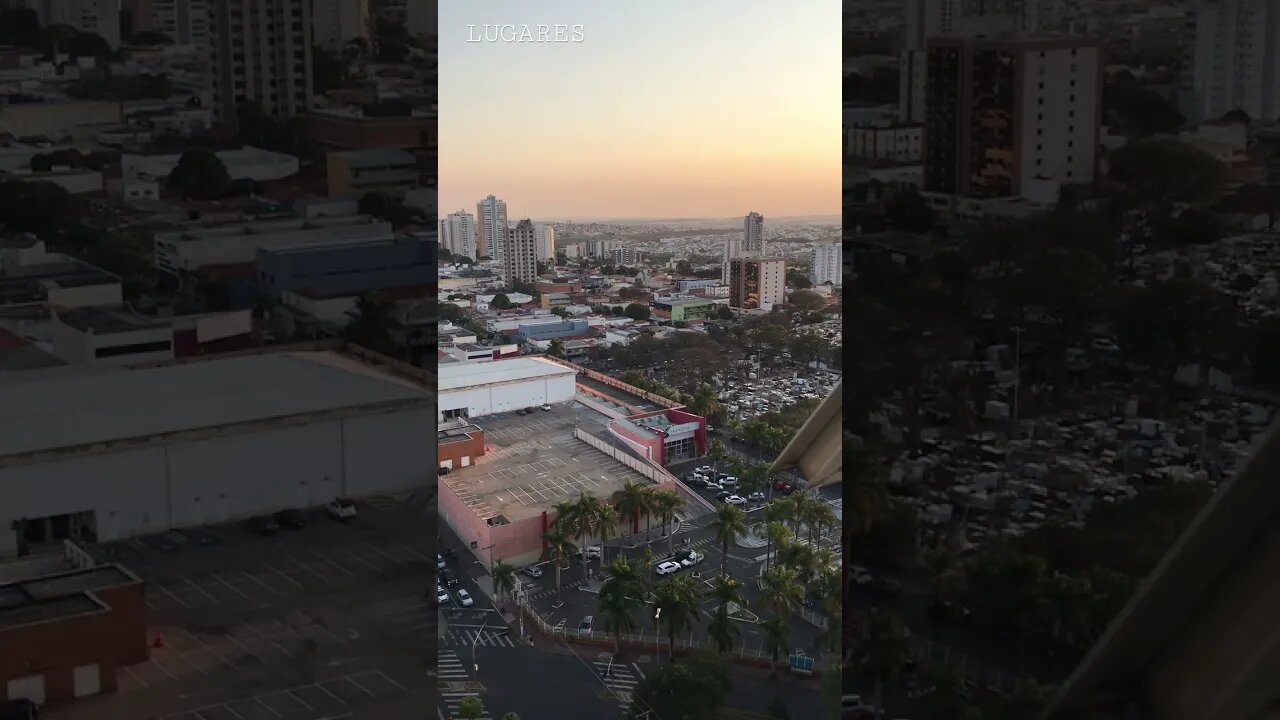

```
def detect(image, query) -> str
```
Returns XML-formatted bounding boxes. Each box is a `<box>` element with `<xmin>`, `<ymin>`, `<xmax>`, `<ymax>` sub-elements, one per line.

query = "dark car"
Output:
<box><xmin>273</xmin><ymin>509</ymin><xmax>307</xmax><ymax>529</ymax></box>
<box><xmin>247</xmin><ymin>516</ymin><xmax>280</xmax><ymax>536</ymax></box>
<box><xmin>0</xmin><ymin>699</ymin><xmax>40</xmax><ymax>720</ymax></box>
<box><xmin>440</xmin><ymin>568</ymin><xmax>458</xmax><ymax>586</ymax></box>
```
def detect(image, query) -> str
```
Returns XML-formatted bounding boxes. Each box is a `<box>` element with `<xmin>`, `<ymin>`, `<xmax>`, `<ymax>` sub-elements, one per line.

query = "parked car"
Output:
<box><xmin>440</xmin><ymin>568</ymin><xmax>458</xmax><ymax>586</ymax></box>
<box><xmin>521</xmin><ymin>564</ymin><xmax>544</xmax><ymax>578</ymax></box>
<box><xmin>273</xmin><ymin>509</ymin><xmax>307</xmax><ymax>529</ymax></box>
<box><xmin>326</xmin><ymin>497</ymin><xmax>357</xmax><ymax>521</ymax></box>
<box><xmin>541</xmin><ymin>404</ymin><xmax>552</xmax><ymax>411</ymax></box>
<box><xmin>679</xmin><ymin>551</ymin><xmax>704</xmax><ymax>568</ymax></box>
<box><xmin>715</xmin><ymin>491</ymin><xmax>732</xmax><ymax>501</ymax></box>
<box><xmin>0</xmin><ymin>699</ymin><xmax>39</xmax><ymax>720</ymax></box>
<box><xmin>247</xmin><ymin>516</ymin><xmax>280</xmax><ymax>536</ymax></box>
<box><xmin>578</xmin><ymin>615</ymin><xmax>594</xmax><ymax>634</ymax></box>
<box><xmin>437</xmin><ymin>587</ymin><xmax>450</xmax><ymax>605</ymax></box>
<box><xmin>725</xmin><ymin>495</ymin><xmax>747</xmax><ymax>506</ymax></box>
<box><xmin>437</xmin><ymin>554</ymin><xmax>446</xmax><ymax>570</ymax></box>
<box><xmin>457</xmin><ymin>589</ymin><xmax>474</xmax><ymax>607</ymax></box>
<box><xmin>656</xmin><ymin>560</ymin><xmax>682</xmax><ymax>576</ymax></box>
<box><xmin>747</xmin><ymin>491</ymin><xmax>766</xmax><ymax>502</ymax></box>
<box><xmin>720</xmin><ymin>477</ymin><xmax>738</xmax><ymax>488</ymax></box>
<box><xmin>580</xmin><ymin>545</ymin><xmax>602</xmax><ymax>559</ymax></box>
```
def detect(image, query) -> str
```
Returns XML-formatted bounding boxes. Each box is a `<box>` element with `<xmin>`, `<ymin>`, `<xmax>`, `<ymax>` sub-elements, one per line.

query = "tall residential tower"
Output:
<box><xmin>1184</xmin><ymin>0</ymin><xmax>1280</xmax><ymax>124</ymax></box>
<box><xmin>475</xmin><ymin>195</ymin><xmax>508</xmax><ymax>261</ymax></box>
<box><xmin>441</xmin><ymin>210</ymin><xmax>477</xmax><ymax>260</ymax></box>
<box><xmin>503</xmin><ymin>220</ymin><xmax>538</xmax><ymax>288</ymax></box>
<box><xmin>210</xmin><ymin>0</ymin><xmax>314</xmax><ymax>123</ymax></box>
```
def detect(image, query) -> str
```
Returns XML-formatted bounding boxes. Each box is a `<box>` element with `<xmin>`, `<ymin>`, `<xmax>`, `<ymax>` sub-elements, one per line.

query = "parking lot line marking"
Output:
<box><xmin>123</xmin><ymin>664</ymin><xmax>150</xmax><ymax>689</ymax></box>
<box><xmin>192</xmin><ymin>711</ymin><xmax>212</xmax><ymax>720</ymax></box>
<box><xmin>334</xmin><ymin>547</ymin><xmax>380</xmax><ymax>574</ymax></box>
<box><xmin>255</xmin><ymin>697</ymin><xmax>283</xmax><ymax>718</ymax></box>
<box><xmin>221</xmin><ymin>705</ymin><xmax>247</xmax><ymax>720</ymax></box>
<box><xmin>236</xmin><ymin>570</ymin><xmax>281</xmax><ymax>594</ymax></box>
<box><xmin>290</xmin><ymin>556</ymin><xmax>330</xmax><ymax>581</ymax></box>
<box><xmin>179</xmin><ymin>628</ymin><xmax>236</xmax><ymax>670</ymax></box>
<box><xmin>151</xmin><ymin>657</ymin><xmax>179</xmax><ymax>681</ymax></box>
<box><xmin>284</xmin><ymin>690</ymin><xmax>314</xmax><ymax>711</ymax></box>
<box><xmin>169</xmin><ymin>647</ymin><xmax>209</xmax><ymax>675</ymax></box>
<box><xmin>210</xmin><ymin>572</ymin><xmax>249</xmax><ymax>599</ymax></box>
<box><xmin>271</xmin><ymin>639</ymin><xmax>294</xmax><ymax>658</ymax></box>
<box><xmin>261</xmin><ymin>561</ymin><xmax>304</xmax><ymax>589</ymax></box>
<box><xmin>387</xmin><ymin>540</ymin><xmax>431</xmax><ymax>563</ymax></box>
<box><xmin>226</xmin><ymin>633</ymin><xmax>265</xmax><ymax>664</ymax></box>
<box><xmin>182</xmin><ymin>576</ymin><xmax>218</xmax><ymax>603</ymax></box>
<box><xmin>150</xmin><ymin>581</ymin><xmax>192</xmax><ymax>609</ymax></box>
<box><xmin>314</xmin><ymin>683</ymin><xmax>347</xmax><ymax>705</ymax></box>
<box><xmin>344</xmin><ymin>675</ymin><xmax>377</xmax><ymax>698</ymax></box>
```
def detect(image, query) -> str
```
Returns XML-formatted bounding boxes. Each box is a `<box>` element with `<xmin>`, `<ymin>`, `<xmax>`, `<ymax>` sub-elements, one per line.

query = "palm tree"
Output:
<box><xmin>705</xmin><ymin>574</ymin><xmax>746</xmax><ymax>654</ymax></box>
<box><xmin>708</xmin><ymin>439</ymin><xmax>727</xmax><ymax>473</ymax></box>
<box><xmin>808</xmin><ymin>501</ymin><xmax>838</xmax><ymax>551</ymax></box>
<box><xmin>762</xmin><ymin>616</ymin><xmax>790</xmax><ymax>679</ymax></box>
<box><xmin>848</xmin><ymin>437</ymin><xmax>889</xmax><ymax>535</ymax></box>
<box><xmin>542</xmin><ymin>528</ymin><xmax>577</xmax><ymax>608</ymax></box>
<box><xmin>593</xmin><ymin>503</ymin><xmax>619</xmax><ymax>568</ymax></box>
<box><xmin>501</xmin><ymin>713</ymin><xmax>522</xmax><ymax>720</ymax></box>
<box><xmin>551</xmin><ymin>499</ymin><xmax>578</xmax><ymax>534</ymax></box>
<box><xmin>743</xmin><ymin>461</ymin><xmax>771</xmax><ymax>498</ymax></box>
<box><xmin>919</xmin><ymin>546</ymin><xmax>960</xmax><ymax>606</ymax></box>
<box><xmin>686</xmin><ymin>383</ymin><xmax>723</xmax><ymax>420</ymax></box>
<box><xmin>653</xmin><ymin>575</ymin><xmax>700</xmax><ymax>660</ymax></box>
<box><xmin>616</xmin><ymin>480</ymin><xmax>649</xmax><ymax>546</ymax></box>
<box><xmin>652</xmin><ymin>490</ymin><xmax>681</xmax><ymax>554</ymax></box>
<box><xmin>861</xmin><ymin>610</ymin><xmax>911</xmax><ymax>720</ymax></box>
<box><xmin>708</xmin><ymin>503</ymin><xmax>748</xmax><ymax>578</ymax></box>
<box><xmin>760</xmin><ymin>565</ymin><xmax>803</xmax><ymax>620</ymax></box>
<box><xmin>640</xmin><ymin>487</ymin><xmax>657</xmax><ymax>541</ymax></box>
<box><xmin>777</xmin><ymin>543</ymin><xmax>818</xmax><ymax>597</ymax></box>
<box><xmin>569</xmin><ymin>493</ymin><xmax>598</xmax><ymax>581</ymax></box>
<box><xmin>787</xmin><ymin>492</ymin><xmax>812</xmax><ymax>542</ymax></box>
<box><xmin>491</xmin><ymin>559</ymin><xmax>517</xmax><ymax>608</ymax></box>
<box><xmin>598</xmin><ymin>556</ymin><xmax>643</xmax><ymax>653</ymax></box>
<box><xmin>763</xmin><ymin>501</ymin><xmax>790</xmax><ymax>569</ymax></box>
<box><xmin>641</xmin><ymin>545</ymin><xmax>657</xmax><ymax>598</ymax></box>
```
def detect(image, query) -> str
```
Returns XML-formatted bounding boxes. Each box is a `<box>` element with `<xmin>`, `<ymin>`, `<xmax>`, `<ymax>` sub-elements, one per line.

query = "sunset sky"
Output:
<box><xmin>439</xmin><ymin>0</ymin><xmax>840</xmax><ymax>221</ymax></box>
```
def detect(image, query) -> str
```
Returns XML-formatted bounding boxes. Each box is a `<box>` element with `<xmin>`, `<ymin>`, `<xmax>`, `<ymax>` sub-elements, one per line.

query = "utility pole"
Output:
<box><xmin>1011</xmin><ymin>325</ymin><xmax>1024</xmax><ymax>439</ymax></box>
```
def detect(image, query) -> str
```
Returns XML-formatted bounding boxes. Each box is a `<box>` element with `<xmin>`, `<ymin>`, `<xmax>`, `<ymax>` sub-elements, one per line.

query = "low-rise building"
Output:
<box><xmin>256</xmin><ymin>236</ymin><xmax>436</xmax><ymax>300</ymax></box>
<box><xmin>651</xmin><ymin>297</ymin><xmax>718</xmax><ymax>322</ymax></box>
<box><xmin>154</xmin><ymin>215</ymin><xmax>395</xmax><ymax>276</ymax></box>
<box><xmin>121</xmin><ymin>146</ymin><xmax>300</xmax><ymax>183</ymax></box>
<box><xmin>326</xmin><ymin>148</ymin><xmax>421</xmax><ymax>198</ymax></box>
<box><xmin>50</xmin><ymin>307</ymin><xmax>255</xmax><ymax>366</ymax></box>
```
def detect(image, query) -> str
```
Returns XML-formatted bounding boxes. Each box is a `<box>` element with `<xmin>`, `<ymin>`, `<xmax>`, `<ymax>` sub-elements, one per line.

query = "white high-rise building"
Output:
<box><xmin>899</xmin><ymin>0</ymin><xmax>1039</xmax><ymax>122</ymax></box>
<box><xmin>723</xmin><ymin>212</ymin><xmax>766</xmax><ymax>282</ymax></box>
<box><xmin>312</xmin><ymin>0</ymin><xmax>368</xmax><ymax>50</ymax></box>
<box><xmin>535</xmin><ymin>224</ymin><xmax>556</xmax><ymax>262</ymax></box>
<box><xmin>210</xmin><ymin>0</ymin><xmax>314</xmax><ymax>123</ymax></box>
<box><xmin>503</xmin><ymin>219</ymin><xmax>538</xmax><ymax>288</ymax></box>
<box><xmin>809</xmin><ymin>243</ymin><xmax>842</xmax><ymax>287</ymax></box>
<box><xmin>729</xmin><ymin>258</ymin><xmax>787</xmax><ymax>310</ymax></box>
<box><xmin>440</xmin><ymin>210</ymin><xmax>477</xmax><ymax>259</ymax></box>
<box><xmin>27</xmin><ymin>0</ymin><xmax>122</xmax><ymax>48</ymax></box>
<box><xmin>1185</xmin><ymin>0</ymin><xmax>1280</xmax><ymax>124</ymax></box>
<box><xmin>476</xmin><ymin>195</ymin><xmax>508</xmax><ymax>262</ymax></box>
<box><xmin>149</xmin><ymin>0</ymin><xmax>211</xmax><ymax>48</ymax></box>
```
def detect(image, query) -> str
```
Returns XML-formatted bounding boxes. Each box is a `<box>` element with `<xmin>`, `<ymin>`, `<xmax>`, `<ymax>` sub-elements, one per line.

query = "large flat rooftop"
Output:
<box><xmin>576</xmin><ymin>373</ymin><xmax>660</xmax><ymax>412</ymax></box>
<box><xmin>439</xmin><ymin>402</ymin><xmax>648</xmax><ymax>524</ymax></box>
<box><xmin>0</xmin><ymin>350</ymin><xmax>432</xmax><ymax>459</ymax></box>
<box><xmin>438</xmin><ymin>356</ymin><xmax>575</xmax><ymax>393</ymax></box>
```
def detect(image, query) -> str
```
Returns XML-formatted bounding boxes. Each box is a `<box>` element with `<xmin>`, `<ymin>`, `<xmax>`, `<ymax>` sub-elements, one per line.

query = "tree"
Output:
<box><xmin>0</xmin><ymin>180</ymin><xmax>81</xmax><ymax>236</ymax></box>
<box><xmin>653</xmin><ymin>575</ymin><xmax>700</xmax><ymax>660</ymax></box>
<box><xmin>716</xmin><ymin>305</ymin><xmax>734</xmax><ymax>321</ymax></box>
<box><xmin>885</xmin><ymin>187</ymin><xmax>936</xmax><ymax>232</ymax></box>
<box><xmin>439</xmin><ymin>302</ymin><xmax>464</xmax><ymax>324</ymax></box>
<box><xmin>457</xmin><ymin>695</ymin><xmax>484</xmax><ymax>719</ymax></box>
<box><xmin>1103</xmin><ymin>79</ymin><xmax>1184</xmax><ymax>138</ymax></box>
<box><xmin>761</xmin><ymin>616</ymin><xmax>790</xmax><ymax>679</ymax></box>
<box><xmin>652</xmin><ymin>490</ymin><xmax>682</xmax><ymax>554</ymax></box>
<box><xmin>66</xmin><ymin>31</ymin><xmax>110</xmax><ymax>59</ymax></box>
<box><xmin>568</xmin><ymin>493</ymin><xmax>599</xmax><ymax>582</ymax></box>
<box><xmin>624</xmin><ymin>303</ymin><xmax>651</xmax><ymax>321</ymax></box>
<box><xmin>612</xmin><ymin>305</ymin><xmax>626</xmax><ymax>316</ymax></box>
<box><xmin>501</xmin><ymin>714</ymin><xmax>521</xmax><ymax>720</ymax></box>
<box><xmin>786</xmin><ymin>269</ymin><xmax>812</xmax><ymax>289</ymax></box>
<box><xmin>167</xmin><ymin>148</ymin><xmax>230</xmax><ymax>200</ymax></box>
<box><xmin>491</xmin><ymin>293</ymin><xmax>514</xmax><ymax>310</ymax></box>
<box><xmin>598</xmin><ymin>555</ymin><xmax>643</xmax><ymax>653</ymax></box>
<box><xmin>550</xmin><ymin>306</ymin><xmax>567</xmax><ymax>317</ymax></box>
<box><xmin>542</xmin><ymin>527</ymin><xmax>577</xmax><ymax>607</ymax></box>
<box><xmin>788</xmin><ymin>289</ymin><xmax>826</xmax><ymax>312</ymax></box>
<box><xmin>28</xmin><ymin>154</ymin><xmax>52</xmax><ymax>172</ymax></box>
<box><xmin>860</xmin><ymin>610</ymin><xmax>911</xmax><ymax>719</ymax></box>
<box><xmin>616</xmin><ymin>480</ymin><xmax>650</xmax><ymax>545</ymax></box>
<box><xmin>0</xmin><ymin>8</ymin><xmax>40</xmax><ymax>48</ymax></box>
<box><xmin>593</xmin><ymin>503</ymin><xmax>619</xmax><ymax>567</ymax></box>
<box><xmin>705</xmin><ymin>574</ymin><xmax>745</xmax><ymax>653</ymax></box>
<box><xmin>346</xmin><ymin>291</ymin><xmax>401</xmax><ymax>355</ymax></box>
<box><xmin>787</xmin><ymin>332</ymin><xmax>829</xmax><ymax>364</ymax></box>
<box><xmin>312</xmin><ymin>44</ymin><xmax>348</xmax><ymax>94</ymax></box>
<box><xmin>708</xmin><ymin>504</ymin><xmax>748</xmax><ymax>579</ymax></box>
<box><xmin>1108</xmin><ymin>138</ymin><xmax>1228</xmax><ymax>234</ymax></box>
<box><xmin>491</xmin><ymin>560</ymin><xmax>517</xmax><ymax>608</ymax></box>
<box><xmin>130</xmin><ymin>30</ymin><xmax>174</xmax><ymax>45</ymax></box>
<box><xmin>629</xmin><ymin>648</ymin><xmax>731</xmax><ymax>720</ymax></box>
<box><xmin>358</xmin><ymin>191</ymin><xmax>418</xmax><ymax>228</ymax></box>
<box><xmin>547</xmin><ymin>339</ymin><xmax>566</xmax><ymax>358</ymax></box>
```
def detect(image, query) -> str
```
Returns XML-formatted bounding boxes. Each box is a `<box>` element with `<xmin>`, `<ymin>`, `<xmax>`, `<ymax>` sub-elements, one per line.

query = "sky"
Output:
<box><xmin>438</xmin><ymin>0</ymin><xmax>841</xmax><ymax>221</ymax></box>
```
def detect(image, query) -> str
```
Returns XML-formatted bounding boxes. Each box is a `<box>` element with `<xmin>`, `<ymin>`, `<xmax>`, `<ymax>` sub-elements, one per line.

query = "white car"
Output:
<box><xmin>679</xmin><ymin>551</ymin><xmax>704</xmax><ymax>568</ymax></box>
<box><xmin>326</xmin><ymin>497</ymin><xmax>357</xmax><ymax>520</ymax></box>
<box><xmin>581</xmin><ymin>545</ymin><xmax>602</xmax><ymax>559</ymax></box>
<box><xmin>457</xmin><ymin>589</ymin><xmax>474</xmax><ymax>607</ymax></box>
<box><xmin>437</xmin><ymin>553</ymin><xmax>446</xmax><ymax>570</ymax></box>
<box><xmin>656</xmin><ymin>561</ymin><xmax>682</xmax><ymax>576</ymax></box>
<box><xmin>696</xmin><ymin>465</ymin><xmax>712</xmax><ymax>473</ymax></box>
<box><xmin>437</xmin><ymin>587</ymin><xmax>450</xmax><ymax>604</ymax></box>
<box><xmin>725</xmin><ymin>495</ymin><xmax>747</xmax><ymax>506</ymax></box>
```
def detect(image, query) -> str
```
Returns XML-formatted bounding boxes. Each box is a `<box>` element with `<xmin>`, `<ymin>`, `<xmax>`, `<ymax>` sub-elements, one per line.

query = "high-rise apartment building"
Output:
<box><xmin>809</xmin><ymin>243</ymin><xmax>842</xmax><ymax>286</ymax></box>
<box><xmin>475</xmin><ymin>195</ymin><xmax>508</xmax><ymax>261</ymax></box>
<box><xmin>312</xmin><ymin>0</ymin><xmax>368</xmax><ymax>51</ymax></box>
<box><xmin>899</xmin><ymin>0</ymin><xmax>1039</xmax><ymax>122</ymax></box>
<box><xmin>729</xmin><ymin>258</ymin><xmax>786</xmax><ymax>310</ymax></box>
<box><xmin>535</xmin><ymin>224</ymin><xmax>556</xmax><ymax>262</ymax></box>
<box><xmin>440</xmin><ymin>210</ymin><xmax>477</xmax><ymax>259</ymax></box>
<box><xmin>1184</xmin><ymin>0</ymin><xmax>1280</xmax><ymax>124</ymax></box>
<box><xmin>723</xmin><ymin>212</ymin><xmax>766</xmax><ymax>282</ymax></box>
<box><xmin>146</xmin><ymin>0</ymin><xmax>211</xmax><ymax>47</ymax></box>
<box><xmin>923</xmin><ymin>35</ymin><xmax>1101</xmax><ymax>198</ymax></box>
<box><xmin>588</xmin><ymin>238</ymin><xmax>619</xmax><ymax>259</ymax></box>
<box><xmin>612</xmin><ymin>247</ymin><xmax>643</xmax><ymax>266</ymax></box>
<box><xmin>210</xmin><ymin>0</ymin><xmax>314</xmax><ymax>123</ymax></box>
<box><xmin>503</xmin><ymin>220</ymin><xmax>538</xmax><ymax>288</ymax></box>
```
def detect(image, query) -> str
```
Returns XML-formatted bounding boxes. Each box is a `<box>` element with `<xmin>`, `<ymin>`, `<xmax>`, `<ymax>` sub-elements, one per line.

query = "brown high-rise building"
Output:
<box><xmin>923</xmin><ymin>35</ymin><xmax>1102</xmax><ymax>198</ymax></box>
<box><xmin>728</xmin><ymin>257</ymin><xmax>786</xmax><ymax>310</ymax></box>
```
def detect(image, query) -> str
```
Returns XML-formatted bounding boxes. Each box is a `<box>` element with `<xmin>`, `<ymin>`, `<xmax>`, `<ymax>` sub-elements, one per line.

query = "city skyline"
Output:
<box><xmin>439</xmin><ymin>0</ymin><xmax>840</xmax><ymax>219</ymax></box>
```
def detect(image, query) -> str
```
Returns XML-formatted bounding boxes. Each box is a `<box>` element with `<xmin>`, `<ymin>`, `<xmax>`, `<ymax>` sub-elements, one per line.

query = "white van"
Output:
<box><xmin>719</xmin><ymin>477</ymin><xmax>738</xmax><ymax>489</ymax></box>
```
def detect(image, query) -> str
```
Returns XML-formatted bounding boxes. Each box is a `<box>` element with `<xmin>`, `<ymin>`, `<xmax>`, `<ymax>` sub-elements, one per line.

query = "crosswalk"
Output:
<box><xmin>592</xmin><ymin>659</ymin><xmax>643</xmax><ymax>715</ymax></box>
<box><xmin>442</xmin><ymin>629</ymin><xmax>516</xmax><ymax>647</ymax></box>
<box><xmin>437</xmin><ymin>648</ymin><xmax>491</xmax><ymax>719</ymax></box>
<box><xmin>523</xmin><ymin>579</ymin><xmax>586</xmax><ymax>603</ymax></box>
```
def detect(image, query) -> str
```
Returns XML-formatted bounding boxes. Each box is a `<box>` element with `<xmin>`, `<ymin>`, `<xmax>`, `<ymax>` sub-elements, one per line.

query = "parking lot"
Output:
<box><xmin>57</xmin><ymin>496</ymin><xmax>434</xmax><ymax>720</ymax></box>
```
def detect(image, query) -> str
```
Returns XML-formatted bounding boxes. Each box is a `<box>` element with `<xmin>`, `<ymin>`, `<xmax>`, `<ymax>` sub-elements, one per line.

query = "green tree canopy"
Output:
<box><xmin>788</xmin><ymin>289</ymin><xmax>826</xmax><ymax>312</ymax></box>
<box><xmin>629</xmin><ymin>648</ymin><xmax>731</xmax><ymax>720</ymax></box>
<box><xmin>491</xmin><ymin>293</ymin><xmax>514</xmax><ymax>310</ymax></box>
<box><xmin>167</xmin><ymin>148</ymin><xmax>230</xmax><ymax>200</ymax></box>
<box><xmin>624</xmin><ymin>303</ymin><xmax>651</xmax><ymax>321</ymax></box>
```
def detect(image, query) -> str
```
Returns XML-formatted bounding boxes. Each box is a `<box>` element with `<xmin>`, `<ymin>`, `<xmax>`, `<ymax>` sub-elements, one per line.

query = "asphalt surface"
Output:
<box><xmin>53</xmin><ymin>493</ymin><xmax>434</xmax><ymax>720</ymax></box>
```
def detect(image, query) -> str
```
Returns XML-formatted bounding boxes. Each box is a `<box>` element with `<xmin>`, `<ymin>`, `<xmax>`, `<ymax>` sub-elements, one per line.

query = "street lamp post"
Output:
<box><xmin>654</xmin><ymin>607</ymin><xmax>662</xmax><ymax>670</ymax></box>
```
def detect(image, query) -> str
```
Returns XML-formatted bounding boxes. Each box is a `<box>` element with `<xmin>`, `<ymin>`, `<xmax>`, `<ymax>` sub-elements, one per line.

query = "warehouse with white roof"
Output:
<box><xmin>0</xmin><ymin>350</ymin><xmax>434</xmax><ymax>557</ymax></box>
<box><xmin>438</xmin><ymin>356</ymin><xmax>576</xmax><ymax>422</ymax></box>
